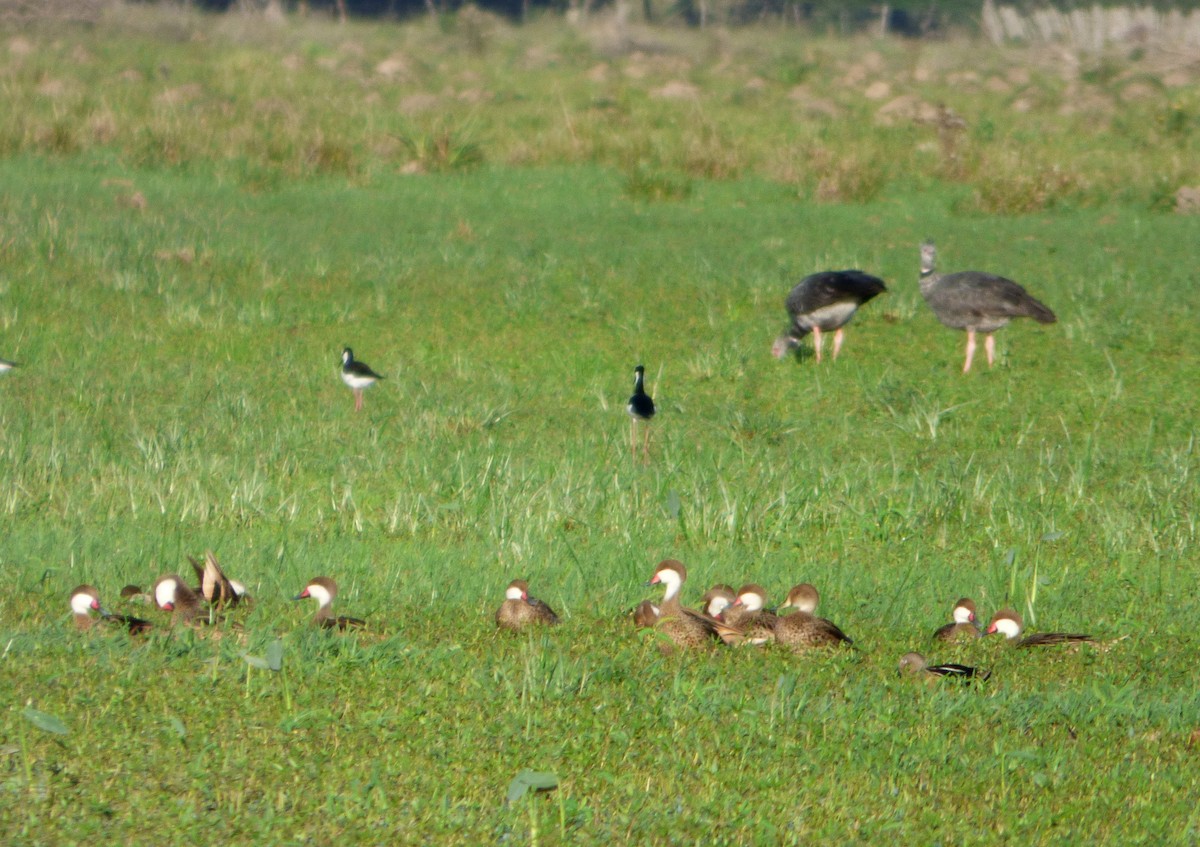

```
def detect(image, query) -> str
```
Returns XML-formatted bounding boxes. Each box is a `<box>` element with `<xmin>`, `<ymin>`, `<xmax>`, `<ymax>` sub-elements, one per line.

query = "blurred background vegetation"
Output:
<box><xmin>8</xmin><ymin>0</ymin><xmax>1200</xmax><ymax>33</ymax></box>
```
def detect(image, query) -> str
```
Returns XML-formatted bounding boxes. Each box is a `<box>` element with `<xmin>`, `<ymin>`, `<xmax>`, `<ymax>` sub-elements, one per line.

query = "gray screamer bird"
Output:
<box><xmin>919</xmin><ymin>241</ymin><xmax>1056</xmax><ymax>372</ymax></box>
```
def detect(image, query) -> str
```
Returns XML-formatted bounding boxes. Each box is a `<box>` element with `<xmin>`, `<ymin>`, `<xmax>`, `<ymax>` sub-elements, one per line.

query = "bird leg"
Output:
<box><xmin>641</xmin><ymin>422</ymin><xmax>652</xmax><ymax>463</ymax></box>
<box><xmin>832</xmin><ymin>328</ymin><xmax>845</xmax><ymax>360</ymax></box>
<box><xmin>962</xmin><ymin>329</ymin><xmax>977</xmax><ymax>373</ymax></box>
<box><xmin>630</xmin><ymin>419</ymin><xmax>638</xmax><ymax>460</ymax></box>
<box><xmin>811</xmin><ymin>326</ymin><xmax>823</xmax><ymax>363</ymax></box>
<box><xmin>354</xmin><ymin>389</ymin><xmax>364</xmax><ymax>411</ymax></box>
<box><xmin>984</xmin><ymin>333</ymin><xmax>996</xmax><ymax>367</ymax></box>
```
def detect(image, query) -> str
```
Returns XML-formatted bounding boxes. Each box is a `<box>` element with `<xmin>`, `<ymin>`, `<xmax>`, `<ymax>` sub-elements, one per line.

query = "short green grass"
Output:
<box><xmin>1</xmin><ymin>9</ymin><xmax>1199</xmax><ymax>846</ymax></box>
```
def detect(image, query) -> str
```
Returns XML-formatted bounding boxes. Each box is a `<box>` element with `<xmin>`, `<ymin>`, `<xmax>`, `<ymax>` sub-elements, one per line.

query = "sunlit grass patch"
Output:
<box><xmin>0</xmin><ymin>10</ymin><xmax>1197</xmax><ymax>843</ymax></box>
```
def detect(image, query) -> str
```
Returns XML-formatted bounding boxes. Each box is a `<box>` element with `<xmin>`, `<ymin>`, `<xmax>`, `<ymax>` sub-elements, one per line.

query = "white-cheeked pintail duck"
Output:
<box><xmin>495</xmin><ymin>579</ymin><xmax>560</xmax><ymax>631</ymax></box>
<box><xmin>295</xmin><ymin>577</ymin><xmax>366</xmax><ymax>631</ymax></box>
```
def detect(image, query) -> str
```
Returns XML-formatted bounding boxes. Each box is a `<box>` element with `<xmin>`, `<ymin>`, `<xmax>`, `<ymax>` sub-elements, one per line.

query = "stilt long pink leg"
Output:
<box><xmin>963</xmin><ymin>329</ymin><xmax>977</xmax><ymax>373</ymax></box>
<box><xmin>832</xmin><ymin>328</ymin><xmax>845</xmax><ymax>360</ymax></box>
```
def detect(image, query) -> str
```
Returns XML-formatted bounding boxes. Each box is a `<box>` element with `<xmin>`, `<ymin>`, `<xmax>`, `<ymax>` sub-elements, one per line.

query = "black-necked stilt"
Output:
<box><xmin>772</xmin><ymin>270</ymin><xmax>887</xmax><ymax>362</ymax></box>
<box><xmin>341</xmin><ymin>347</ymin><xmax>384</xmax><ymax>411</ymax></box>
<box><xmin>919</xmin><ymin>241</ymin><xmax>1056</xmax><ymax>373</ymax></box>
<box><xmin>627</xmin><ymin>364</ymin><xmax>655</xmax><ymax>461</ymax></box>
<box><xmin>0</xmin><ymin>357</ymin><xmax>18</xmax><ymax>374</ymax></box>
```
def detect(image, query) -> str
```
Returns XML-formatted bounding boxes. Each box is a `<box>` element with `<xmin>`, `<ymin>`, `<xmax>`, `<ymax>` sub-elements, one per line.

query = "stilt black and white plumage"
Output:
<box><xmin>919</xmin><ymin>241</ymin><xmax>1056</xmax><ymax>373</ymax></box>
<box><xmin>772</xmin><ymin>270</ymin><xmax>887</xmax><ymax>362</ymax></box>
<box><xmin>0</xmin><ymin>357</ymin><xmax>18</xmax><ymax>374</ymax></box>
<box><xmin>626</xmin><ymin>364</ymin><xmax>655</xmax><ymax>461</ymax></box>
<box><xmin>341</xmin><ymin>347</ymin><xmax>384</xmax><ymax>411</ymax></box>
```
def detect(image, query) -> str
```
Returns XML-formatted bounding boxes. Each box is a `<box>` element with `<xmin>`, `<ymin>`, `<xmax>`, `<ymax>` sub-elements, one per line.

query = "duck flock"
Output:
<box><xmin>69</xmin><ymin>552</ymin><xmax>363</xmax><ymax>635</ymax></box>
<box><xmin>510</xmin><ymin>558</ymin><xmax>1094</xmax><ymax>681</ymax></box>
<box><xmin>37</xmin><ymin>239</ymin><xmax>1071</xmax><ymax>679</ymax></box>
<box><xmin>68</xmin><ymin>550</ymin><xmax>1095</xmax><ymax>683</ymax></box>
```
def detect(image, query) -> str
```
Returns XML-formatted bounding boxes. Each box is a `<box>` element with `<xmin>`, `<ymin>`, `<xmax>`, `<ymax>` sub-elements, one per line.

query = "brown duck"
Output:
<box><xmin>698</xmin><ymin>584</ymin><xmax>736</xmax><ymax>619</ymax></box>
<box><xmin>780</xmin><ymin>583</ymin><xmax>820</xmax><ymax>614</ymax></box>
<box><xmin>119</xmin><ymin>584</ymin><xmax>151</xmax><ymax>604</ymax></box>
<box><xmin>645</xmin><ymin>559</ymin><xmax>728</xmax><ymax>651</ymax></box>
<box><xmin>188</xmin><ymin>550</ymin><xmax>251</xmax><ymax>609</ymax></box>
<box><xmin>774</xmin><ymin>583</ymin><xmax>854</xmax><ymax>651</ymax></box>
<box><xmin>632</xmin><ymin>600</ymin><xmax>660</xmax><ymax>629</ymax></box>
<box><xmin>151</xmin><ymin>575</ymin><xmax>205</xmax><ymax>626</ymax></box>
<box><xmin>722</xmin><ymin>584</ymin><xmax>780</xmax><ymax>645</ymax></box>
<box><xmin>933</xmin><ymin>597</ymin><xmax>982</xmax><ymax>643</ymax></box>
<box><xmin>295</xmin><ymin>577</ymin><xmax>366</xmax><ymax>631</ymax></box>
<box><xmin>985</xmin><ymin>608</ymin><xmax>1092</xmax><ymax>648</ymax></box>
<box><xmin>70</xmin><ymin>585</ymin><xmax>152</xmax><ymax>634</ymax></box>
<box><xmin>496</xmin><ymin>579</ymin><xmax>560</xmax><ymax>631</ymax></box>
<box><xmin>898</xmin><ymin>652</ymin><xmax>990</xmax><ymax>682</ymax></box>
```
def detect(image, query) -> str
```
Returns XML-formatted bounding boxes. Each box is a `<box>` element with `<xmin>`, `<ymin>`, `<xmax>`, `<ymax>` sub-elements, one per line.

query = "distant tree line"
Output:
<box><xmin>151</xmin><ymin>0</ymin><xmax>1200</xmax><ymax>31</ymax></box>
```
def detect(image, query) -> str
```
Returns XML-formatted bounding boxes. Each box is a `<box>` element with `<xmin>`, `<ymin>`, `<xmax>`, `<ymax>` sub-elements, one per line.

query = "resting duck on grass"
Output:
<box><xmin>932</xmin><ymin>597</ymin><xmax>982</xmax><ymax>643</ymax></box>
<box><xmin>70</xmin><ymin>585</ymin><xmax>152</xmax><ymax>635</ymax></box>
<box><xmin>697</xmin><ymin>585</ymin><xmax>736</xmax><ymax>619</ymax></box>
<box><xmin>495</xmin><ymin>579</ymin><xmax>560</xmax><ymax>631</ymax></box>
<box><xmin>152</xmin><ymin>575</ymin><xmax>205</xmax><ymax>626</ymax></box>
<box><xmin>632</xmin><ymin>600</ymin><xmax>660</xmax><ymax>630</ymax></box>
<box><xmin>644</xmin><ymin>559</ymin><xmax>731</xmax><ymax>652</ymax></box>
<box><xmin>898</xmin><ymin>652</ymin><xmax>990</xmax><ymax>682</ymax></box>
<box><xmin>187</xmin><ymin>550</ymin><xmax>251</xmax><ymax>609</ymax></box>
<box><xmin>985</xmin><ymin>608</ymin><xmax>1092</xmax><ymax>648</ymax></box>
<box><xmin>294</xmin><ymin>577</ymin><xmax>366</xmax><ymax>631</ymax></box>
<box><xmin>773</xmin><ymin>583</ymin><xmax>854</xmax><ymax>652</ymax></box>
<box><xmin>721</xmin><ymin>584</ymin><xmax>780</xmax><ymax>646</ymax></box>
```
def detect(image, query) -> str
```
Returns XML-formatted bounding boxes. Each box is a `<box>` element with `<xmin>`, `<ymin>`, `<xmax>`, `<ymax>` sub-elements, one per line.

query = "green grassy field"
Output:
<box><xmin>1</xmin><ymin>7</ymin><xmax>1199</xmax><ymax>845</ymax></box>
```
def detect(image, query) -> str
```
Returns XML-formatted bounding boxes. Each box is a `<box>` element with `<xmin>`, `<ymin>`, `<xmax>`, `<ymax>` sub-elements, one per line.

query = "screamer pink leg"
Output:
<box><xmin>811</xmin><ymin>326</ymin><xmax>823</xmax><ymax>363</ymax></box>
<box><xmin>832</xmin><ymin>328</ymin><xmax>845</xmax><ymax>360</ymax></box>
<box><xmin>984</xmin><ymin>334</ymin><xmax>996</xmax><ymax>367</ymax></box>
<box><xmin>963</xmin><ymin>329</ymin><xmax>977</xmax><ymax>373</ymax></box>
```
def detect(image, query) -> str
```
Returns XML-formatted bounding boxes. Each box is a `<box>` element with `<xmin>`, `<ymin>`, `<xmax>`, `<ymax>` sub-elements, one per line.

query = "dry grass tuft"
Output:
<box><xmin>1175</xmin><ymin>186</ymin><xmax>1200</xmax><ymax>214</ymax></box>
